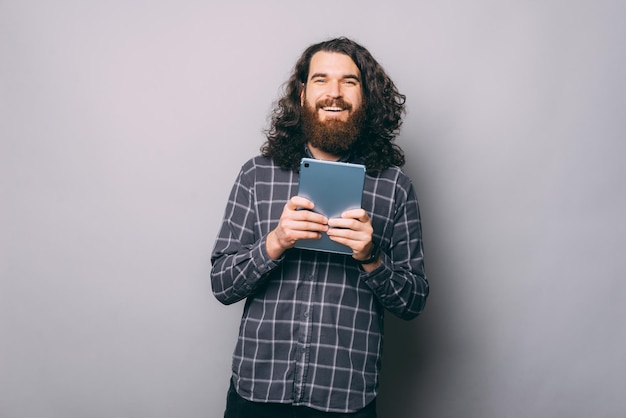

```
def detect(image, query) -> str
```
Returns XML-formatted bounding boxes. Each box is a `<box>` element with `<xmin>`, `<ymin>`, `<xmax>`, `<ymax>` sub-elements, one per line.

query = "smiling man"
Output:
<box><xmin>300</xmin><ymin>51</ymin><xmax>365</xmax><ymax>161</ymax></box>
<box><xmin>211</xmin><ymin>37</ymin><xmax>429</xmax><ymax>418</ymax></box>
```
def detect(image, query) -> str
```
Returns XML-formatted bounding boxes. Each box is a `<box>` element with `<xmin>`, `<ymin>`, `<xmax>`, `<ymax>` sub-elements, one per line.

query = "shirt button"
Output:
<box><xmin>303</xmin><ymin>311</ymin><xmax>309</xmax><ymax>318</ymax></box>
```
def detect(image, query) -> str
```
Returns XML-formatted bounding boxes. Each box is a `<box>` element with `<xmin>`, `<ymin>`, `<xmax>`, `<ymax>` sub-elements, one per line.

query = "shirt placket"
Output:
<box><xmin>293</xmin><ymin>264</ymin><xmax>316</xmax><ymax>403</ymax></box>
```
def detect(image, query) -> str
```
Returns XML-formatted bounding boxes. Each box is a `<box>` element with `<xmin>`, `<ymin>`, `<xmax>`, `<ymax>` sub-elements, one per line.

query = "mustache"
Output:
<box><xmin>315</xmin><ymin>98</ymin><xmax>353</xmax><ymax>111</ymax></box>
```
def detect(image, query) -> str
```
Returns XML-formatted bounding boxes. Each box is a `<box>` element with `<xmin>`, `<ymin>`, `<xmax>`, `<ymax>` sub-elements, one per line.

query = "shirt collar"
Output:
<box><xmin>304</xmin><ymin>145</ymin><xmax>352</xmax><ymax>163</ymax></box>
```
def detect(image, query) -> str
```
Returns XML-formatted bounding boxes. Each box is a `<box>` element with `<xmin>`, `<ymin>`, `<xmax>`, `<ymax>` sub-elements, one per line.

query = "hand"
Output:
<box><xmin>266</xmin><ymin>196</ymin><xmax>328</xmax><ymax>259</ymax></box>
<box><xmin>326</xmin><ymin>208</ymin><xmax>378</xmax><ymax>266</ymax></box>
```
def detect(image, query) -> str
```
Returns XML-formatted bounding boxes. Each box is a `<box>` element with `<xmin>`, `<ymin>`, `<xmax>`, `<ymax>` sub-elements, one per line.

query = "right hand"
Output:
<box><xmin>266</xmin><ymin>196</ymin><xmax>328</xmax><ymax>259</ymax></box>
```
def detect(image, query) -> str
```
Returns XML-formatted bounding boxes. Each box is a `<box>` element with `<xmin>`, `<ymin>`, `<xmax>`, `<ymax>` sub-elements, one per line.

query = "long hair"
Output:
<box><xmin>261</xmin><ymin>37</ymin><xmax>406</xmax><ymax>174</ymax></box>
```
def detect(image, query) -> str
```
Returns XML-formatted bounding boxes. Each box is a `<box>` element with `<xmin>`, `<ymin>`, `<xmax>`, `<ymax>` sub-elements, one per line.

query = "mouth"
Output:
<box><xmin>322</xmin><ymin>106</ymin><xmax>345</xmax><ymax>113</ymax></box>
<box><xmin>317</xmin><ymin>98</ymin><xmax>352</xmax><ymax>113</ymax></box>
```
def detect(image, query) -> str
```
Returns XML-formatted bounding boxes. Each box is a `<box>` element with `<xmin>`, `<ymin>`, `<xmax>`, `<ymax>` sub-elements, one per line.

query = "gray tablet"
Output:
<box><xmin>294</xmin><ymin>158</ymin><xmax>366</xmax><ymax>255</ymax></box>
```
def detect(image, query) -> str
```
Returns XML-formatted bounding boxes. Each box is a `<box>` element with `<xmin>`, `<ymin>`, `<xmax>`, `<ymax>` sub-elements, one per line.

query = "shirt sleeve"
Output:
<box><xmin>210</xmin><ymin>164</ymin><xmax>283</xmax><ymax>305</ymax></box>
<box><xmin>361</xmin><ymin>174</ymin><xmax>429</xmax><ymax>320</ymax></box>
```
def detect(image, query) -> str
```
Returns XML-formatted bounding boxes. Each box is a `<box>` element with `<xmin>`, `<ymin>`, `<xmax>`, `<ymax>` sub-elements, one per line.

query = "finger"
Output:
<box><xmin>292</xmin><ymin>209</ymin><xmax>328</xmax><ymax>225</ymax></box>
<box><xmin>326</xmin><ymin>233</ymin><xmax>369</xmax><ymax>255</ymax></box>
<box><xmin>341</xmin><ymin>208</ymin><xmax>368</xmax><ymax>221</ymax></box>
<box><xmin>327</xmin><ymin>217</ymin><xmax>370</xmax><ymax>231</ymax></box>
<box><xmin>326</xmin><ymin>225</ymin><xmax>369</xmax><ymax>240</ymax></box>
<box><xmin>291</xmin><ymin>229</ymin><xmax>325</xmax><ymax>241</ymax></box>
<box><xmin>287</xmin><ymin>219</ymin><xmax>329</xmax><ymax>233</ymax></box>
<box><xmin>327</xmin><ymin>217</ymin><xmax>356</xmax><ymax>229</ymax></box>
<box><xmin>275</xmin><ymin>220</ymin><xmax>327</xmax><ymax>247</ymax></box>
<box><xmin>288</xmin><ymin>195</ymin><xmax>315</xmax><ymax>210</ymax></box>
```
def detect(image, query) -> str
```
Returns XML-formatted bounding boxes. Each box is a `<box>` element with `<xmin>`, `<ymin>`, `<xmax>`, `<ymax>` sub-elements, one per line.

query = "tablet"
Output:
<box><xmin>294</xmin><ymin>158</ymin><xmax>366</xmax><ymax>255</ymax></box>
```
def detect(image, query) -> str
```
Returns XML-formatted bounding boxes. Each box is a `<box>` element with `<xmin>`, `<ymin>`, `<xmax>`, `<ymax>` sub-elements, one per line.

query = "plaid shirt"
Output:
<box><xmin>211</xmin><ymin>155</ymin><xmax>428</xmax><ymax>413</ymax></box>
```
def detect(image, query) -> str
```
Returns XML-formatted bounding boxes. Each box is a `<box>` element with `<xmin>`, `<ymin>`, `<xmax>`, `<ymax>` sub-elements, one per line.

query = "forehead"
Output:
<box><xmin>307</xmin><ymin>51</ymin><xmax>360</xmax><ymax>79</ymax></box>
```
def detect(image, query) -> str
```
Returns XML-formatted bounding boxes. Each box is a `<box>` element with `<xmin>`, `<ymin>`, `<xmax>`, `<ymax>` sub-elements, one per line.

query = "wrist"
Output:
<box><xmin>357</xmin><ymin>247</ymin><xmax>379</xmax><ymax>265</ymax></box>
<box><xmin>265</xmin><ymin>231</ymin><xmax>285</xmax><ymax>260</ymax></box>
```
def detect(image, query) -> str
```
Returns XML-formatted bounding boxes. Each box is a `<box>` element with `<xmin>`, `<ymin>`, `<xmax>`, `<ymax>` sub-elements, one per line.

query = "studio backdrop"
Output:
<box><xmin>1</xmin><ymin>1</ymin><xmax>625</xmax><ymax>417</ymax></box>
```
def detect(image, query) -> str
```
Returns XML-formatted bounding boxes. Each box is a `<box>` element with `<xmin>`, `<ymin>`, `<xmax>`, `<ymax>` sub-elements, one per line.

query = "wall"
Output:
<box><xmin>1</xmin><ymin>1</ymin><xmax>625</xmax><ymax>417</ymax></box>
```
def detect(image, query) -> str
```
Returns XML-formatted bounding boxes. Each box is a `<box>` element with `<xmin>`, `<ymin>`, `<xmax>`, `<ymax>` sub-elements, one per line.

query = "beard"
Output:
<box><xmin>301</xmin><ymin>98</ymin><xmax>365</xmax><ymax>157</ymax></box>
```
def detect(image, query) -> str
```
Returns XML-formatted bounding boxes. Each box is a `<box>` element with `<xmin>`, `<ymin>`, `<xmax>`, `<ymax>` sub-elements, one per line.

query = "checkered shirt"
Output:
<box><xmin>210</xmin><ymin>155</ymin><xmax>428</xmax><ymax>413</ymax></box>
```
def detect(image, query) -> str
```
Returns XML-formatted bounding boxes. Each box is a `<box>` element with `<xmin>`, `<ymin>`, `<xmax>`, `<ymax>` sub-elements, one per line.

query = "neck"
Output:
<box><xmin>306</xmin><ymin>142</ymin><xmax>341</xmax><ymax>161</ymax></box>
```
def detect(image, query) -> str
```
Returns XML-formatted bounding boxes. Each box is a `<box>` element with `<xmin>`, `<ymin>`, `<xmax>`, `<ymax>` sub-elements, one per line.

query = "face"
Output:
<box><xmin>301</xmin><ymin>51</ymin><xmax>363</xmax><ymax>123</ymax></box>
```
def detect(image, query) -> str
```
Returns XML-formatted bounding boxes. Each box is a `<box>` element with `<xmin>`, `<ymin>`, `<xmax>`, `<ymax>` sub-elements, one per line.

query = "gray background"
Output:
<box><xmin>2</xmin><ymin>1</ymin><xmax>625</xmax><ymax>417</ymax></box>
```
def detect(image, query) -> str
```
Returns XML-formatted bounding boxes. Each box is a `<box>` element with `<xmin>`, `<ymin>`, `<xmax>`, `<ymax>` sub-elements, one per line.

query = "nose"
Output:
<box><xmin>326</xmin><ymin>80</ymin><xmax>342</xmax><ymax>98</ymax></box>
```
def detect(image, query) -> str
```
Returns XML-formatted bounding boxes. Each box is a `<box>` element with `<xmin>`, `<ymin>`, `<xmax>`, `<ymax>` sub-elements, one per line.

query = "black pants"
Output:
<box><xmin>224</xmin><ymin>380</ymin><xmax>377</xmax><ymax>418</ymax></box>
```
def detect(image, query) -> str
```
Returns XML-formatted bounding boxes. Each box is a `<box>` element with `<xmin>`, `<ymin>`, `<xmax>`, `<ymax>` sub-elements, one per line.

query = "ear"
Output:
<box><xmin>300</xmin><ymin>83</ymin><xmax>305</xmax><ymax>107</ymax></box>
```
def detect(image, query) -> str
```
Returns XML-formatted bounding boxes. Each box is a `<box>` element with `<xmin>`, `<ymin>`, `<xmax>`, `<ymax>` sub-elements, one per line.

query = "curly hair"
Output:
<box><xmin>261</xmin><ymin>37</ymin><xmax>406</xmax><ymax>174</ymax></box>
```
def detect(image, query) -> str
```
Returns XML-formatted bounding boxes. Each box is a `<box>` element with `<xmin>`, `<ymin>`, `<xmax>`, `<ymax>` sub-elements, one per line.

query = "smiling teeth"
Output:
<box><xmin>323</xmin><ymin>107</ymin><xmax>343</xmax><ymax>111</ymax></box>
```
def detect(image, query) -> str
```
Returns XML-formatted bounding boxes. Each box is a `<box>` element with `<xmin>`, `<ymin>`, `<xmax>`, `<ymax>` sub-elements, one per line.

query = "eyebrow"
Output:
<box><xmin>309</xmin><ymin>72</ymin><xmax>361</xmax><ymax>82</ymax></box>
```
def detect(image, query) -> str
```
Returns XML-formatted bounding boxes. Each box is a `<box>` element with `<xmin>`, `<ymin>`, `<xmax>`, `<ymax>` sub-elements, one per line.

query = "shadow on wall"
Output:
<box><xmin>376</xmin><ymin>203</ymin><xmax>461</xmax><ymax>417</ymax></box>
<box><xmin>377</xmin><ymin>307</ymin><xmax>438</xmax><ymax>417</ymax></box>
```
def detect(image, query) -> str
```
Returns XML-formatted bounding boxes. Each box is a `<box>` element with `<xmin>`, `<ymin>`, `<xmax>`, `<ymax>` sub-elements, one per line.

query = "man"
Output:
<box><xmin>211</xmin><ymin>37</ymin><xmax>429</xmax><ymax>417</ymax></box>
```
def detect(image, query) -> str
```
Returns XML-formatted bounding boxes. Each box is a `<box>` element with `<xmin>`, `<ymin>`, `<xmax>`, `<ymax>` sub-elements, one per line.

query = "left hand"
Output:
<box><xmin>326</xmin><ymin>208</ymin><xmax>376</xmax><ymax>263</ymax></box>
